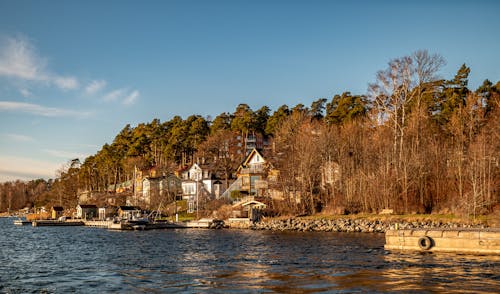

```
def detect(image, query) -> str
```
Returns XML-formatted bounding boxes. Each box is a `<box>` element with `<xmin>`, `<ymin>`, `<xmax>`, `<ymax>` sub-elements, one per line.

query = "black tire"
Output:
<box><xmin>418</xmin><ymin>236</ymin><xmax>433</xmax><ymax>250</ymax></box>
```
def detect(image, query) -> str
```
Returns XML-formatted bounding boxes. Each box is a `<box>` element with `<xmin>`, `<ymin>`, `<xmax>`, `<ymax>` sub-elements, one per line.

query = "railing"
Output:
<box><xmin>239</xmin><ymin>166</ymin><xmax>265</xmax><ymax>174</ymax></box>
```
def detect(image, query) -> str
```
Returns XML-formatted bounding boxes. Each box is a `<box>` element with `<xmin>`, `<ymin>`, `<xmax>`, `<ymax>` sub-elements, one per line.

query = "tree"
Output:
<box><xmin>309</xmin><ymin>98</ymin><xmax>327</xmax><ymax>120</ymax></box>
<box><xmin>435</xmin><ymin>64</ymin><xmax>471</xmax><ymax>126</ymax></box>
<box><xmin>210</xmin><ymin>112</ymin><xmax>232</xmax><ymax>134</ymax></box>
<box><xmin>265</xmin><ymin>104</ymin><xmax>290</xmax><ymax>136</ymax></box>
<box><xmin>325</xmin><ymin>92</ymin><xmax>368</xmax><ymax>125</ymax></box>
<box><xmin>195</xmin><ymin>129</ymin><xmax>241</xmax><ymax>189</ymax></box>
<box><xmin>230</xmin><ymin>104</ymin><xmax>255</xmax><ymax>134</ymax></box>
<box><xmin>254</xmin><ymin>106</ymin><xmax>270</xmax><ymax>135</ymax></box>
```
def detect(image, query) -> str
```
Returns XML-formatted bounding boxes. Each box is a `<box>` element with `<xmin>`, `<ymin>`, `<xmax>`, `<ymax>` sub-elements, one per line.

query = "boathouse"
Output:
<box><xmin>76</xmin><ymin>204</ymin><xmax>98</xmax><ymax>220</ymax></box>
<box><xmin>51</xmin><ymin>206</ymin><xmax>64</xmax><ymax>219</ymax></box>
<box><xmin>98</xmin><ymin>206</ymin><xmax>117</xmax><ymax>220</ymax></box>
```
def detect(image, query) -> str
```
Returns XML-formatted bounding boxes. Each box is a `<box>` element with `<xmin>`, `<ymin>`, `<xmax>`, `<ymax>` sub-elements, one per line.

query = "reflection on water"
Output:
<box><xmin>0</xmin><ymin>218</ymin><xmax>498</xmax><ymax>293</ymax></box>
<box><xmin>381</xmin><ymin>252</ymin><xmax>500</xmax><ymax>293</ymax></box>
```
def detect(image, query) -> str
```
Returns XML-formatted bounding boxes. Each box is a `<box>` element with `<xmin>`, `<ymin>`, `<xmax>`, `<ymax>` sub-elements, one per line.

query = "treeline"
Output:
<box><xmin>1</xmin><ymin>50</ymin><xmax>498</xmax><ymax>216</ymax></box>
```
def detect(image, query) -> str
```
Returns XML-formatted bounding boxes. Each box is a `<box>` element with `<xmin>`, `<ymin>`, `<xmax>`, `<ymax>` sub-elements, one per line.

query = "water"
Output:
<box><xmin>0</xmin><ymin>218</ymin><xmax>498</xmax><ymax>293</ymax></box>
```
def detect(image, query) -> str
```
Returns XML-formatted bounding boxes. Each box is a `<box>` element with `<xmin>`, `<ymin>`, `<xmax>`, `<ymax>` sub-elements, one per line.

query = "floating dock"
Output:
<box><xmin>385</xmin><ymin>228</ymin><xmax>500</xmax><ymax>254</ymax></box>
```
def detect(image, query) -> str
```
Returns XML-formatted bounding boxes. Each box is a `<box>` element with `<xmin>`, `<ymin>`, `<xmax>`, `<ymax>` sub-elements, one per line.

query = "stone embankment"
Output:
<box><xmin>251</xmin><ymin>218</ymin><xmax>487</xmax><ymax>233</ymax></box>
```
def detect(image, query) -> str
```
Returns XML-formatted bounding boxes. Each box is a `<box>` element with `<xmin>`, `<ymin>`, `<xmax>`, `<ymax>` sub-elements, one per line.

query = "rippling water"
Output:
<box><xmin>0</xmin><ymin>218</ymin><xmax>498</xmax><ymax>293</ymax></box>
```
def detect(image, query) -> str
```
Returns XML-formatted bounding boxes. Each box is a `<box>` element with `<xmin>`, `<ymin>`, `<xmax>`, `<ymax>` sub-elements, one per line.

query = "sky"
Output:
<box><xmin>0</xmin><ymin>0</ymin><xmax>499</xmax><ymax>182</ymax></box>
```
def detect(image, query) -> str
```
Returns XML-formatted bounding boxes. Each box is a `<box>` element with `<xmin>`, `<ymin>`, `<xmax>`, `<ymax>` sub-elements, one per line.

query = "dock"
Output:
<box><xmin>84</xmin><ymin>220</ymin><xmax>186</xmax><ymax>230</ymax></box>
<box><xmin>17</xmin><ymin>218</ymin><xmax>222</xmax><ymax>230</ymax></box>
<box><xmin>385</xmin><ymin>228</ymin><xmax>500</xmax><ymax>254</ymax></box>
<box><xmin>32</xmin><ymin>220</ymin><xmax>84</xmax><ymax>227</ymax></box>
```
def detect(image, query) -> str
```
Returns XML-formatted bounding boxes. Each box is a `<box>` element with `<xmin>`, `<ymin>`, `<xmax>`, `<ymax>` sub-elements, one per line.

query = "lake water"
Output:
<box><xmin>0</xmin><ymin>218</ymin><xmax>498</xmax><ymax>293</ymax></box>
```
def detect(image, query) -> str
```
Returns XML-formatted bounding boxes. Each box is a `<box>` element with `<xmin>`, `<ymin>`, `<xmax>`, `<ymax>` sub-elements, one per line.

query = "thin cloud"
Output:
<box><xmin>42</xmin><ymin>149</ymin><xmax>88</xmax><ymax>160</ymax></box>
<box><xmin>5</xmin><ymin>133</ymin><xmax>34</xmax><ymax>142</ymax></box>
<box><xmin>0</xmin><ymin>101</ymin><xmax>91</xmax><ymax>118</ymax></box>
<box><xmin>0</xmin><ymin>35</ymin><xmax>79</xmax><ymax>90</ymax></box>
<box><xmin>19</xmin><ymin>88</ymin><xmax>33</xmax><ymax>98</ymax></box>
<box><xmin>103</xmin><ymin>88</ymin><xmax>126</xmax><ymax>102</ymax></box>
<box><xmin>123</xmin><ymin>90</ymin><xmax>139</xmax><ymax>105</ymax></box>
<box><xmin>85</xmin><ymin>79</ymin><xmax>106</xmax><ymax>95</ymax></box>
<box><xmin>0</xmin><ymin>155</ymin><xmax>60</xmax><ymax>181</ymax></box>
<box><xmin>54</xmin><ymin>76</ymin><xmax>79</xmax><ymax>90</ymax></box>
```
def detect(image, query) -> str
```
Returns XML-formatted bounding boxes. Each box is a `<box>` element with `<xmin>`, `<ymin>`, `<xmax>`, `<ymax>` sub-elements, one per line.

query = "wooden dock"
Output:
<box><xmin>385</xmin><ymin>228</ymin><xmax>500</xmax><ymax>254</ymax></box>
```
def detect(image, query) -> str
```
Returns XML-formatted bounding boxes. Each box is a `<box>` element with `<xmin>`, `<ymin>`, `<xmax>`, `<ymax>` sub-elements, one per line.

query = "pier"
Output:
<box><xmin>385</xmin><ymin>228</ymin><xmax>500</xmax><ymax>254</ymax></box>
<box><xmin>31</xmin><ymin>220</ymin><xmax>84</xmax><ymax>227</ymax></box>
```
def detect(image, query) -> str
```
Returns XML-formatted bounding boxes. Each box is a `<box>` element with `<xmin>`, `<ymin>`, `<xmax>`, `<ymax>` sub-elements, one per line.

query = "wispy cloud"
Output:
<box><xmin>19</xmin><ymin>88</ymin><xmax>33</xmax><ymax>98</ymax></box>
<box><xmin>103</xmin><ymin>88</ymin><xmax>126</xmax><ymax>102</ymax></box>
<box><xmin>0</xmin><ymin>156</ymin><xmax>61</xmax><ymax>181</ymax></box>
<box><xmin>0</xmin><ymin>36</ymin><xmax>79</xmax><ymax>90</ymax></box>
<box><xmin>42</xmin><ymin>149</ymin><xmax>88</xmax><ymax>160</ymax></box>
<box><xmin>4</xmin><ymin>133</ymin><xmax>34</xmax><ymax>142</ymax></box>
<box><xmin>123</xmin><ymin>90</ymin><xmax>139</xmax><ymax>105</ymax></box>
<box><xmin>54</xmin><ymin>76</ymin><xmax>79</xmax><ymax>90</ymax></box>
<box><xmin>102</xmin><ymin>88</ymin><xmax>139</xmax><ymax>105</ymax></box>
<box><xmin>85</xmin><ymin>79</ymin><xmax>107</xmax><ymax>95</ymax></box>
<box><xmin>0</xmin><ymin>101</ymin><xmax>91</xmax><ymax>117</ymax></box>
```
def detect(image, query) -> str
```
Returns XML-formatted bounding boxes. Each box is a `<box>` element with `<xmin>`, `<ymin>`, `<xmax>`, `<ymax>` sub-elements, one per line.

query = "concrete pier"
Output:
<box><xmin>385</xmin><ymin>228</ymin><xmax>500</xmax><ymax>254</ymax></box>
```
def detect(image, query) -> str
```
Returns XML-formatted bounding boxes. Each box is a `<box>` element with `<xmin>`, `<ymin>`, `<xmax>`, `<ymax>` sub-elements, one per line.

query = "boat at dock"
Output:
<box><xmin>13</xmin><ymin>219</ymin><xmax>31</xmax><ymax>226</ymax></box>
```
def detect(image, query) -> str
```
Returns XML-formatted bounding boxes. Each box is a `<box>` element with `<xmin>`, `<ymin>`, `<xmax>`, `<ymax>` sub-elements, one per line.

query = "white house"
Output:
<box><xmin>180</xmin><ymin>163</ymin><xmax>227</xmax><ymax>212</ymax></box>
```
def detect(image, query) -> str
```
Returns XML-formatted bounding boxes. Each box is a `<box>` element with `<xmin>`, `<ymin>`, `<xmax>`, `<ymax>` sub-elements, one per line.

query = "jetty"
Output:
<box><xmin>385</xmin><ymin>228</ymin><xmax>500</xmax><ymax>254</ymax></box>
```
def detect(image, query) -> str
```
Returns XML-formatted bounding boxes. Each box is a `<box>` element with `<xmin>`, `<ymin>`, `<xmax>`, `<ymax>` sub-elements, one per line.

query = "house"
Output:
<box><xmin>238</xmin><ymin>199</ymin><xmax>267</xmax><ymax>222</ymax></box>
<box><xmin>180</xmin><ymin>163</ymin><xmax>226</xmax><ymax>199</ymax></box>
<box><xmin>236</xmin><ymin>132</ymin><xmax>270</xmax><ymax>157</ymax></box>
<box><xmin>118</xmin><ymin>206</ymin><xmax>142</xmax><ymax>220</ymax></box>
<box><xmin>129</xmin><ymin>174</ymin><xmax>182</xmax><ymax>208</ymax></box>
<box><xmin>76</xmin><ymin>204</ymin><xmax>97</xmax><ymax>220</ymax></box>
<box><xmin>51</xmin><ymin>206</ymin><xmax>64</xmax><ymax>219</ymax></box>
<box><xmin>236</xmin><ymin>148</ymin><xmax>269</xmax><ymax>196</ymax></box>
<box><xmin>221</xmin><ymin>148</ymin><xmax>283</xmax><ymax>201</ymax></box>
<box><xmin>98</xmin><ymin>206</ymin><xmax>118</xmax><ymax>220</ymax></box>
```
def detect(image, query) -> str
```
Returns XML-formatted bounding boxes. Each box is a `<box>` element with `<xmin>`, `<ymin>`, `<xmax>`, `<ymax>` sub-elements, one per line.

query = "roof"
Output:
<box><xmin>237</xmin><ymin>148</ymin><xmax>267</xmax><ymax>173</ymax></box>
<box><xmin>78</xmin><ymin>204</ymin><xmax>97</xmax><ymax>209</ymax></box>
<box><xmin>118</xmin><ymin>205</ymin><xmax>141</xmax><ymax>211</ymax></box>
<box><xmin>234</xmin><ymin>200</ymin><xmax>267</xmax><ymax>209</ymax></box>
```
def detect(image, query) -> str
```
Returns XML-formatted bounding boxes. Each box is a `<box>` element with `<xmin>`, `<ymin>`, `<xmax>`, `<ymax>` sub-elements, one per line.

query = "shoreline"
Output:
<box><xmin>248</xmin><ymin>215</ymin><xmax>492</xmax><ymax>233</ymax></box>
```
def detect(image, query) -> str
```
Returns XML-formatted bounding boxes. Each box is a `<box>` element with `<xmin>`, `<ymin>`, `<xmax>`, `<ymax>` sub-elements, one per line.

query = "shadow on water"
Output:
<box><xmin>0</xmin><ymin>218</ymin><xmax>498</xmax><ymax>293</ymax></box>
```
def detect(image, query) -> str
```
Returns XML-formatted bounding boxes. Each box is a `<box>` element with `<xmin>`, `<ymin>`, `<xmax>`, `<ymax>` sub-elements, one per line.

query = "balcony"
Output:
<box><xmin>239</xmin><ymin>166</ymin><xmax>265</xmax><ymax>175</ymax></box>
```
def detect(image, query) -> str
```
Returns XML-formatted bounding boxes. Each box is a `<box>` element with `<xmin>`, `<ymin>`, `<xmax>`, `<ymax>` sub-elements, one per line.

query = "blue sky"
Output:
<box><xmin>0</xmin><ymin>0</ymin><xmax>499</xmax><ymax>181</ymax></box>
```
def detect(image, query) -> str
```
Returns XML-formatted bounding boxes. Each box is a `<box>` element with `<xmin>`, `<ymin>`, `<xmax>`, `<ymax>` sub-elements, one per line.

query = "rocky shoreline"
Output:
<box><xmin>249</xmin><ymin>217</ymin><xmax>488</xmax><ymax>233</ymax></box>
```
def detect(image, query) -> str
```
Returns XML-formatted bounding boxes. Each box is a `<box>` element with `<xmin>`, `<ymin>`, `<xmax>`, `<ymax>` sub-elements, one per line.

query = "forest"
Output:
<box><xmin>1</xmin><ymin>50</ymin><xmax>499</xmax><ymax>218</ymax></box>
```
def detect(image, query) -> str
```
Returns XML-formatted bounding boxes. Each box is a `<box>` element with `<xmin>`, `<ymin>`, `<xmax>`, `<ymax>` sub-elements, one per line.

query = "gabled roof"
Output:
<box><xmin>77</xmin><ymin>204</ymin><xmax>97</xmax><ymax>209</ymax></box>
<box><xmin>118</xmin><ymin>205</ymin><xmax>140</xmax><ymax>211</ymax></box>
<box><xmin>242</xmin><ymin>148</ymin><xmax>266</xmax><ymax>166</ymax></box>
<box><xmin>237</xmin><ymin>148</ymin><xmax>267</xmax><ymax>173</ymax></box>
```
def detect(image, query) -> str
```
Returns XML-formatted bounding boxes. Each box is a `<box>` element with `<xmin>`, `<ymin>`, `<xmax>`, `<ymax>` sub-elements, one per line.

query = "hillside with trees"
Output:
<box><xmin>1</xmin><ymin>50</ymin><xmax>498</xmax><ymax>218</ymax></box>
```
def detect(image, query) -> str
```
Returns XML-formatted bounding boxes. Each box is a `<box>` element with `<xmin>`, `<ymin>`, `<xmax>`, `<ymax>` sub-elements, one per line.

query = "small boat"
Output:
<box><xmin>13</xmin><ymin>219</ymin><xmax>31</xmax><ymax>226</ymax></box>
